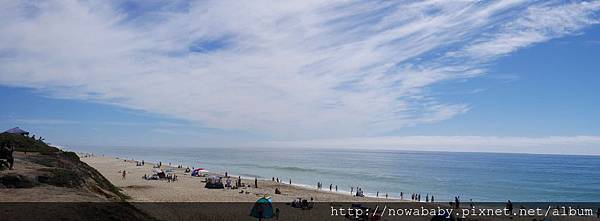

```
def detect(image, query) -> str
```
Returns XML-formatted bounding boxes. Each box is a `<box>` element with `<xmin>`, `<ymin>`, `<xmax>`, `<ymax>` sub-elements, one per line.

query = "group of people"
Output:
<box><xmin>271</xmin><ymin>177</ymin><xmax>292</xmax><ymax>185</ymax></box>
<box><xmin>167</xmin><ymin>173</ymin><xmax>178</xmax><ymax>182</ymax></box>
<box><xmin>404</xmin><ymin>192</ymin><xmax>434</xmax><ymax>202</ymax></box>
<box><xmin>317</xmin><ymin>182</ymin><xmax>337</xmax><ymax>192</ymax></box>
<box><xmin>355</xmin><ymin>187</ymin><xmax>365</xmax><ymax>197</ymax></box>
<box><xmin>135</xmin><ymin>160</ymin><xmax>145</xmax><ymax>166</ymax></box>
<box><xmin>291</xmin><ymin>197</ymin><xmax>314</xmax><ymax>209</ymax></box>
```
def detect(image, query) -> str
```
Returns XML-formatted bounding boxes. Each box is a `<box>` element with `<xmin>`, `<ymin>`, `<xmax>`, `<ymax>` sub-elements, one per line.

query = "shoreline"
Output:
<box><xmin>78</xmin><ymin>152</ymin><xmax>409</xmax><ymax>202</ymax></box>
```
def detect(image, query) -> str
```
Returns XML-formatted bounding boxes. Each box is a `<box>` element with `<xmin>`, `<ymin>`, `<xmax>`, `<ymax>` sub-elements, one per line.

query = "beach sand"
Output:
<box><xmin>80</xmin><ymin>155</ymin><xmax>401</xmax><ymax>203</ymax></box>
<box><xmin>78</xmin><ymin>155</ymin><xmax>600</xmax><ymax>221</ymax></box>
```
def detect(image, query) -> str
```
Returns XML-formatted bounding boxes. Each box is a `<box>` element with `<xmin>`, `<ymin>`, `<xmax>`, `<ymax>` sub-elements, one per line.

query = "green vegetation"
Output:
<box><xmin>0</xmin><ymin>132</ymin><xmax>59</xmax><ymax>154</ymax></box>
<box><xmin>0</xmin><ymin>132</ymin><xmax>128</xmax><ymax>199</ymax></box>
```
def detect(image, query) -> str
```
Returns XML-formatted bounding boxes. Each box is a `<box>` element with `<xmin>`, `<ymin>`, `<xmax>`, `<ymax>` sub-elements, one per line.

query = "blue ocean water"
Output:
<box><xmin>72</xmin><ymin>146</ymin><xmax>600</xmax><ymax>202</ymax></box>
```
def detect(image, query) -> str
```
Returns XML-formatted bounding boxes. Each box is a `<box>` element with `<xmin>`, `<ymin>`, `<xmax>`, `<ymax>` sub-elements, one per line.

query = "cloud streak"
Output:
<box><xmin>0</xmin><ymin>0</ymin><xmax>599</xmax><ymax>139</ymax></box>
<box><xmin>262</xmin><ymin>136</ymin><xmax>600</xmax><ymax>155</ymax></box>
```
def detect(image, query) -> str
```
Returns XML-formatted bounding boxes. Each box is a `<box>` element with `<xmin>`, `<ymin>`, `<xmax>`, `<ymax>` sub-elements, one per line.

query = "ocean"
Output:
<box><xmin>71</xmin><ymin>146</ymin><xmax>600</xmax><ymax>202</ymax></box>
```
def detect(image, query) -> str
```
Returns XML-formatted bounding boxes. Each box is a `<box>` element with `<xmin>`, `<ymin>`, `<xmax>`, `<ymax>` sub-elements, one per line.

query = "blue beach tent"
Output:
<box><xmin>250</xmin><ymin>197</ymin><xmax>273</xmax><ymax>219</ymax></box>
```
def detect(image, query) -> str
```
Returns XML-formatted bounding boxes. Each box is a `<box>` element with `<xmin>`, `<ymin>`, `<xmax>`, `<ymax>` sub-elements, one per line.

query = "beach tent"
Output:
<box><xmin>191</xmin><ymin>168</ymin><xmax>208</xmax><ymax>177</ymax></box>
<box><xmin>4</xmin><ymin>127</ymin><xmax>29</xmax><ymax>136</ymax></box>
<box><xmin>250</xmin><ymin>197</ymin><xmax>273</xmax><ymax>220</ymax></box>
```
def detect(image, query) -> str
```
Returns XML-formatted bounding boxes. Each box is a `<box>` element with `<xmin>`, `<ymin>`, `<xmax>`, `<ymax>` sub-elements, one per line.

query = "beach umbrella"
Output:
<box><xmin>194</xmin><ymin>168</ymin><xmax>209</xmax><ymax>172</ymax></box>
<box><xmin>250</xmin><ymin>197</ymin><xmax>273</xmax><ymax>220</ymax></box>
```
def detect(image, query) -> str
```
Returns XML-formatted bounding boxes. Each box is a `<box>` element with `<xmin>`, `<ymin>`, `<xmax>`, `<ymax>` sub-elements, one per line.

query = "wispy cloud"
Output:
<box><xmin>262</xmin><ymin>136</ymin><xmax>600</xmax><ymax>155</ymax></box>
<box><xmin>0</xmin><ymin>0</ymin><xmax>598</xmax><ymax>139</ymax></box>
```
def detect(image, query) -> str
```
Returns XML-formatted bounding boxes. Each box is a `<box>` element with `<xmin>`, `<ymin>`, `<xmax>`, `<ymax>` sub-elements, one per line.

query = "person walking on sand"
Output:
<box><xmin>455</xmin><ymin>196</ymin><xmax>461</xmax><ymax>209</ymax></box>
<box><xmin>122</xmin><ymin>170</ymin><xmax>126</xmax><ymax>180</ymax></box>
<box><xmin>255</xmin><ymin>177</ymin><xmax>258</xmax><ymax>188</ymax></box>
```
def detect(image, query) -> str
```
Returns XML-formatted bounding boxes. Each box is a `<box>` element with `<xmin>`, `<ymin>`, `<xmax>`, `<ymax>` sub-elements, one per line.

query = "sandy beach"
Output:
<box><xmin>80</xmin><ymin>154</ymin><xmax>403</xmax><ymax>203</ymax></box>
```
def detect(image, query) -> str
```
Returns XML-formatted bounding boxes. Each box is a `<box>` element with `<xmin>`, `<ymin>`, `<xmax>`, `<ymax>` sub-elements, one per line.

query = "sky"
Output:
<box><xmin>0</xmin><ymin>0</ymin><xmax>600</xmax><ymax>155</ymax></box>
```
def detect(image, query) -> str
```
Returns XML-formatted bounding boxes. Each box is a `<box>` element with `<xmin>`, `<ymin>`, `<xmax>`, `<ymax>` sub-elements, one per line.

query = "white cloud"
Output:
<box><xmin>0</xmin><ymin>0</ymin><xmax>598</xmax><ymax>139</ymax></box>
<box><xmin>262</xmin><ymin>136</ymin><xmax>600</xmax><ymax>155</ymax></box>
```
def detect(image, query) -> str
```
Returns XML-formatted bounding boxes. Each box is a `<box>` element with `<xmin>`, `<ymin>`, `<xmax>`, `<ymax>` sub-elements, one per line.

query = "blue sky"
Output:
<box><xmin>1</xmin><ymin>1</ymin><xmax>600</xmax><ymax>154</ymax></box>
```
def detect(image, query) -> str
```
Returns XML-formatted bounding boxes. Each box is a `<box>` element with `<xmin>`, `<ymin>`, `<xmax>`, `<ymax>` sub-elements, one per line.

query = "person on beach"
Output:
<box><xmin>255</xmin><ymin>177</ymin><xmax>258</xmax><ymax>188</ymax></box>
<box><xmin>455</xmin><ymin>196</ymin><xmax>460</xmax><ymax>209</ymax></box>
<box><xmin>335</xmin><ymin>185</ymin><xmax>337</xmax><ymax>191</ymax></box>
<box><xmin>272</xmin><ymin>177</ymin><xmax>275</xmax><ymax>182</ymax></box>
<box><xmin>122</xmin><ymin>170</ymin><xmax>126</xmax><ymax>180</ymax></box>
<box><xmin>431</xmin><ymin>195</ymin><xmax>434</xmax><ymax>202</ymax></box>
<box><xmin>350</xmin><ymin>186</ymin><xmax>353</xmax><ymax>195</ymax></box>
<box><xmin>329</xmin><ymin>184</ymin><xmax>332</xmax><ymax>191</ymax></box>
<box><xmin>376</xmin><ymin>191</ymin><xmax>379</xmax><ymax>197</ymax></box>
<box><xmin>276</xmin><ymin>177</ymin><xmax>279</xmax><ymax>183</ymax></box>
<box><xmin>385</xmin><ymin>193</ymin><xmax>388</xmax><ymax>199</ymax></box>
<box><xmin>289</xmin><ymin>179</ymin><xmax>291</xmax><ymax>185</ymax></box>
<box><xmin>596</xmin><ymin>207</ymin><xmax>599</xmax><ymax>218</ymax></box>
<box><xmin>142</xmin><ymin>160</ymin><xmax>144</xmax><ymax>166</ymax></box>
<box><xmin>426</xmin><ymin>194</ymin><xmax>429</xmax><ymax>203</ymax></box>
<box><xmin>400</xmin><ymin>192</ymin><xmax>403</xmax><ymax>200</ymax></box>
<box><xmin>225</xmin><ymin>172</ymin><xmax>228</xmax><ymax>178</ymax></box>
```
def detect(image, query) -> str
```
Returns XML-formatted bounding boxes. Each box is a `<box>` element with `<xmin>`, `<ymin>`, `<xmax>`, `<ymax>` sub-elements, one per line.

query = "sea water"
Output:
<box><xmin>72</xmin><ymin>146</ymin><xmax>600</xmax><ymax>202</ymax></box>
